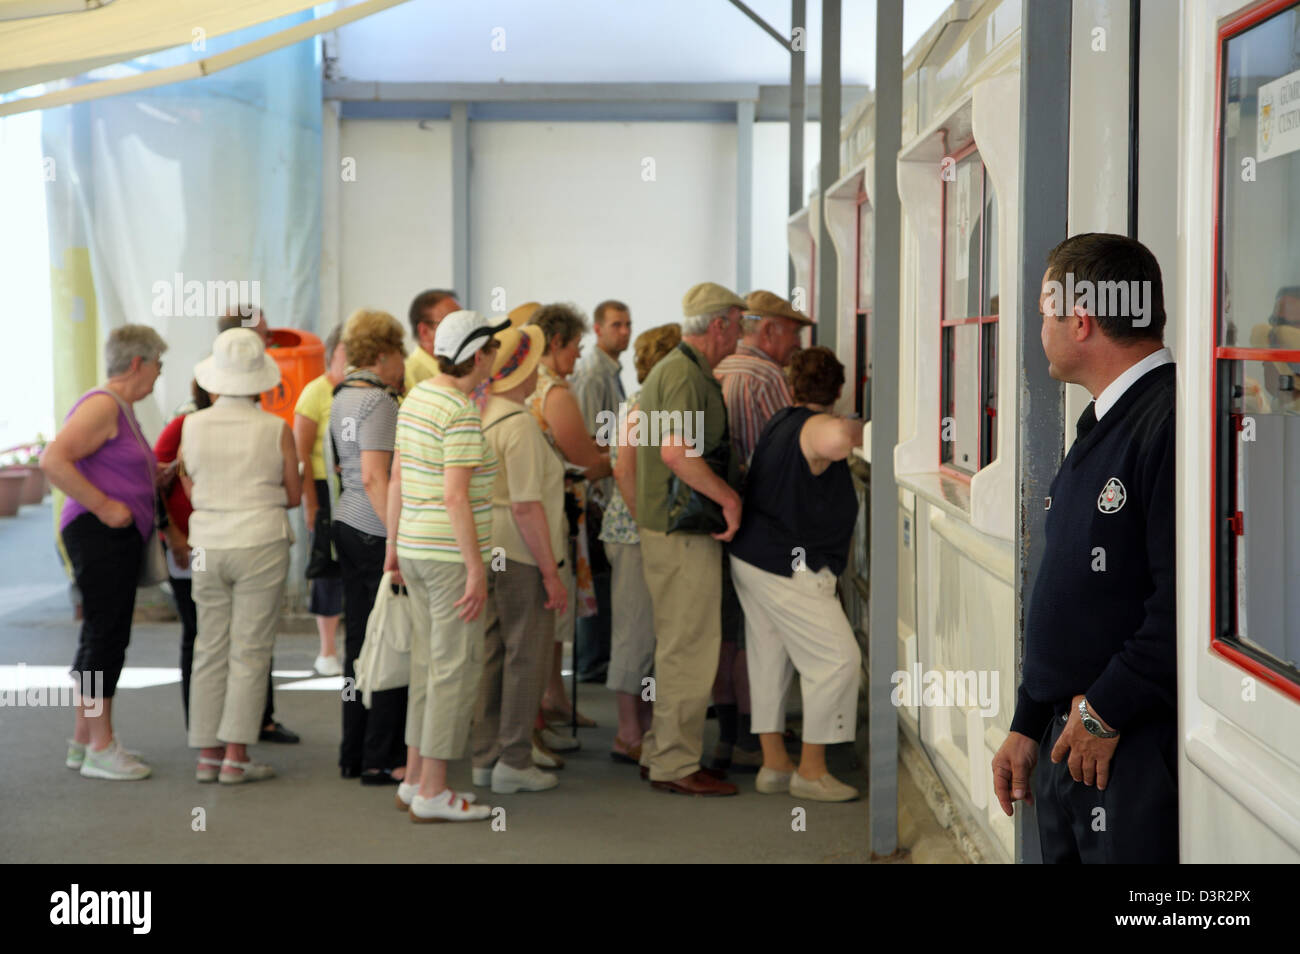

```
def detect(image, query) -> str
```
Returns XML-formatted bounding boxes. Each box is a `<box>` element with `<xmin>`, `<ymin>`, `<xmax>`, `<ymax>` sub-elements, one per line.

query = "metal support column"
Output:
<box><xmin>736</xmin><ymin>99</ymin><xmax>755</xmax><ymax>293</ymax></box>
<box><xmin>789</xmin><ymin>0</ymin><xmax>806</xmax><ymax>296</ymax></box>
<box><xmin>815</xmin><ymin>0</ymin><xmax>840</xmax><ymax>349</ymax></box>
<box><xmin>1014</xmin><ymin>0</ymin><xmax>1072</xmax><ymax>865</ymax></box>
<box><xmin>450</xmin><ymin>101</ymin><xmax>470</xmax><ymax>304</ymax></box>
<box><xmin>867</xmin><ymin>0</ymin><xmax>902</xmax><ymax>861</ymax></box>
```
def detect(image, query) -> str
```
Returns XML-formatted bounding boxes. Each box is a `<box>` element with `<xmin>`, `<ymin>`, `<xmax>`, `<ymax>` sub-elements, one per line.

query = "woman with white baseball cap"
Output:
<box><xmin>180</xmin><ymin>328</ymin><xmax>302</xmax><ymax>784</ymax></box>
<box><xmin>386</xmin><ymin>309</ymin><xmax>508</xmax><ymax>822</ymax></box>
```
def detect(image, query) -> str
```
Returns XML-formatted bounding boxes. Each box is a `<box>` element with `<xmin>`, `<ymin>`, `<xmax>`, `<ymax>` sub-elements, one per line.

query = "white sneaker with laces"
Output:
<box><xmin>491</xmin><ymin>761</ymin><xmax>559</xmax><ymax>794</ymax></box>
<box><xmin>314</xmin><ymin>654</ymin><xmax>342</xmax><ymax>676</ymax></box>
<box><xmin>539</xmin><ymin>727</ymin><xmax>580</xmax><ymax>752</ymax></box>
<box><xmin>79</xmin><ymin>739</ymin><xmax>151</xmax><ymax>781</ymax></box>
<box><xmin>409</xmin><ymin>789</ymin><xmax>492</xmax><ymax>823</ymax></box>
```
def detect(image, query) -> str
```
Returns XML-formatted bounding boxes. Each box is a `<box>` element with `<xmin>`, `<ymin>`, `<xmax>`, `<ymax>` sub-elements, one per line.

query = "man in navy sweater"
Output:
<box><xmin>991</xmin><ymin>233</ymin><xmax>1177</xmax><ymax>863</ymax></box>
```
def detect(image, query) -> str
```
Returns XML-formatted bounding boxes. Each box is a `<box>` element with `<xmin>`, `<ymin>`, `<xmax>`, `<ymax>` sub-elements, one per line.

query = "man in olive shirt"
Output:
<box><xmin>635</xmin><ymin>282</ymin><xmax>745</xmax><ymax>796</ymax></box>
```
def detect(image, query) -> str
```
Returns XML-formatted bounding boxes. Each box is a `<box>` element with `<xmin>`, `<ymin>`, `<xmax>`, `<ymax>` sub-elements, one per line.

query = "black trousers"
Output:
<box><xmin>1035</xmin><ymin>710</ymin><xmax>1179</xmax><ymax>863</ymax></box>
<box><xmin>62</xmin><ymin>513</ymin><xmax>143</xmax><ymax>698</ymax></box>
<box><xmin>334</xmin><ymin>520</ymin><xmax>408</xmax><ymax>772</ymax></box>
<box><xmin>174</xmin><ymin>575</ymin><xmax>275</xmax><ymax>731</ymax></box>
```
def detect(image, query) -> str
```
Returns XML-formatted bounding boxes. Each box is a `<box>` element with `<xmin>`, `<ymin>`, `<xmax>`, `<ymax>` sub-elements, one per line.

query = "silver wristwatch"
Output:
<box><xmin>1078</xmin><ymin>698</ymin><xmax>1118</xmax><ymax>738</ymax></box>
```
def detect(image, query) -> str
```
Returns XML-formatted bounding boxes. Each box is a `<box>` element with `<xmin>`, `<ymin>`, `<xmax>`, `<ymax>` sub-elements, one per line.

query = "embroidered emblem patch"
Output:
<box><xmin>1097</xmin><ymin>477</ymin><xmax>1127</xmax><ymax>514</ymax></box>
<box><xmin>1044</xmin><ymin>496</ymin><xmax>1052</xmax><ymax>511</ymax></box>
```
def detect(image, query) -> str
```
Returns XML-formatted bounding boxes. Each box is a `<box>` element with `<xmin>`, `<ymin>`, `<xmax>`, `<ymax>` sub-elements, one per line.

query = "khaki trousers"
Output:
<box><xmin>638</xmin><ymin>528</ymin><xmax>722</xmax><ymax>782</ymax></box>
<box><xmin>401</xmin><ymin>557</ymin><xmax>484</xmax><ymax>760</ymax></box>
<box><xmin>472</xmin><ymin>560</ymin><xmax>553</xmax><ymax>770</ymax></box>
<box><xmin>188</xmin><ymin>541</ymin><xmax>290</xmax><ymax>748</ymax></box>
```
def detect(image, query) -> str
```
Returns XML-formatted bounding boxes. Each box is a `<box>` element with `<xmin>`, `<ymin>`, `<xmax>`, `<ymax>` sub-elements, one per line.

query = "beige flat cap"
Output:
<box><xmin>682</xmin><ymin>282</ymin><xmax>747</xmax><ymax>318</ymax></box>
<box><xmin>745</xmin><ymin>289</ymin><xmax>814</xmax><ymax>326</ymax></box>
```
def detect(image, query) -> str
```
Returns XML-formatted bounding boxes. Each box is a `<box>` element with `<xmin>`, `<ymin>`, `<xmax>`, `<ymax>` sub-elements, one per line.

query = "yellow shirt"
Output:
<box><xmin>404</xmin><ymin>346</ymin><xmax>440</xmax><ymax>394</ymax></box>
<box><xmin>293</xmin><ymin>374</ymin><xmax>333</xmax><ymax>480</ymax></box>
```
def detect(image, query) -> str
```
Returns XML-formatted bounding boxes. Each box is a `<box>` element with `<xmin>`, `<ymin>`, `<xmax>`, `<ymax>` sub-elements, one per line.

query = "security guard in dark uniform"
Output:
<box><xmin>992</xmin><ymin>233</ymin><xmax>1177</xmax><ymax>863</ymax></box>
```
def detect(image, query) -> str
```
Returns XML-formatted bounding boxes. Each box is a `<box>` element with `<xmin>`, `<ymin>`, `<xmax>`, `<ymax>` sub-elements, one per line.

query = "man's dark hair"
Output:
<box><xmin>593</xmin><ymin>300</ymin><xmax>629</xmax><ymax>326</ymax></box>
<box><xmin>408</xmin><ymin>289</ymin><xmax>458</xmax><ymax>338</ymax></box>
<box><xmin>1045</xmin><ymin>233</ymin><xmax>1166</xmax><ymax>342</ymax></box>
<box><xmin>218</xmin><ymin>306</ymin><xmax>263</xmax><ymax>335</ymax></box>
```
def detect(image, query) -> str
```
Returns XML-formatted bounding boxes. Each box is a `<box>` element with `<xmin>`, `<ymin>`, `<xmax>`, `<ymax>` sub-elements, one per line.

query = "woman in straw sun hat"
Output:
<box><xmin>180</xmin><ymin>328</ymin><xmax>302</xmax><ymax>785</ymax></box>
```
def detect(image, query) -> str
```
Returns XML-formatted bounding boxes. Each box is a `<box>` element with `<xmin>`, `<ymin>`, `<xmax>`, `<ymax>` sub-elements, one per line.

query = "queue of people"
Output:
<box><xmin>41</xmin><ymin>281</ymin><xmax>867</xmax><ymax>817</ymax></box>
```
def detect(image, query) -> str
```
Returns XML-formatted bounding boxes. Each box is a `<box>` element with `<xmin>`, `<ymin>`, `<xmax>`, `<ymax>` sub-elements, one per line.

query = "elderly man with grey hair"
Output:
<box><xmin>43</xmin><ymin>324</ymin><xmax>169</xmax><ymax>781</ymax></box>
<box><xmin>634</xmin><ymin>281</ymin><xmax>744</xmax><ymax>796</ymax></box>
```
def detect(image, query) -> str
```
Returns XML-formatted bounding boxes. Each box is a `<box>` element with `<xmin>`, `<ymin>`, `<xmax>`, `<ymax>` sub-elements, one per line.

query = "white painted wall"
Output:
<box><xmin>751</xmin><ymin>120</ymin><xmax>821</xmax><ymax>300</ymax></box>
<box><xmin>337</xmin><ymin>119</ymin><xmax>454</xmax><ymax>337</ymax></box>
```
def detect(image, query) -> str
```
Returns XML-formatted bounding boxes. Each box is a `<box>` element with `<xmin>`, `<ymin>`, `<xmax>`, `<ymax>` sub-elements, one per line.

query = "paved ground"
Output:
<box><xmin>0</xmin><ymin>501</ymin><xmax>963</xmax><ymax>863</ymax></box>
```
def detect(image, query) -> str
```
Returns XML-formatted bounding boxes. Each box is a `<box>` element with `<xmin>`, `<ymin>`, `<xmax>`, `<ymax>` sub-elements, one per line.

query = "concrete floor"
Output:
<box><xmin>0</xmin><ymin>501</ymin><xmax>963</xmax><ymax>863</ymax></box>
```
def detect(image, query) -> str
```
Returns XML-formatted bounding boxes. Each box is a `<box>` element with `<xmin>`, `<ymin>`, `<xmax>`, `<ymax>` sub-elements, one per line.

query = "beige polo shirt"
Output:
<box><xmin>482</xmin><ymin>394</ymin><xmax>566</xmax><ymax>567</ymax></box>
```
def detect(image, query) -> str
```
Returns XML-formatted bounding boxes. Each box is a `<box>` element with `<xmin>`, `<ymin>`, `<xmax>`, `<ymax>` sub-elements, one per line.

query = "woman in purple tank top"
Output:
<box><xmin>42</xmin><ymin>324</ymin><xmax>169</xmax><ymax>782</ymax></box>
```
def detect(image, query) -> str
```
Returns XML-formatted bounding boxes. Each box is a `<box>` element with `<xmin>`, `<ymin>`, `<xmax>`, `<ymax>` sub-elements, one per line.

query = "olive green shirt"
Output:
<box><xmin>634</xmin><ymin>342</ymin><xmax>736</xmax><ymax>533</ymax></box>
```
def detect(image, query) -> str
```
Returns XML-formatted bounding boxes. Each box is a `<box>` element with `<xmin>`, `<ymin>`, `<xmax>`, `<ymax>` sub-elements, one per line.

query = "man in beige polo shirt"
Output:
<box><xmin>635</xmin><ymin>282</ymin><xmax>745</xmax><ymax>796</ymax></box>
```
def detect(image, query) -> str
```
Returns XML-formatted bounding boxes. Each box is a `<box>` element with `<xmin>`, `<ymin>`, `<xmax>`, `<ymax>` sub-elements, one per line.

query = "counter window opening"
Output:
<box><xmin>854</xmin><ymin>186</ymin><xmax>872</xmax><ymax>418</ymax></box>
<box><xmin>1212</xmin><ymin>0</ymin><xmax>1300</xmax><ymax>701</ymax></box>
<box><xmin>939</xmin><ymin>141</ymin><xmax>999</xmax><ymax>478</ymax></box>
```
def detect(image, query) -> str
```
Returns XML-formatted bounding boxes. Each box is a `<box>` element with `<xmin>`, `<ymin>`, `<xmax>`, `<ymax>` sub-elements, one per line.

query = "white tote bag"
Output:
<box><xmin>354</xmin><ymin>571</ymin><xmax>412</xmax><ymax>708</ymax></box>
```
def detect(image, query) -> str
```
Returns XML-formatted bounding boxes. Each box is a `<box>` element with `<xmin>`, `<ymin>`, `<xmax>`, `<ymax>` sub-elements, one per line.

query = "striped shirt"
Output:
<box><xmin>330</xmin><ymin>384</ymin><xmax>397</xmax><ymax>538</ymax></box>
<box><xmin>395</xmin><ymin>381</ymin><xmax>497</xmax><ymax>562</ymax></box>
<box><xmin>714</xmin><ymin>342</ymin><xmax>793</xmax><ymax>468</ymax></box>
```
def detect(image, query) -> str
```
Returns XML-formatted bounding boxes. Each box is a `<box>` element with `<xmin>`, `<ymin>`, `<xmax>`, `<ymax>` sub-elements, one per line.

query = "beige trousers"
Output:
<box><xmin>604</xmin><ymin>541</ymin><xmax>656</xmax><ymax>696</ymax></box>
<box><xmin>188</xmin><ymin>541</ymin><xmax>290</xmax><ymax>748</ymax></box>
<box><xmin>637</xmin><ymin>528</ymin><xmax>722</xmax><ymax>782</ymax></box>
<box><xmin>401</xmin><ymin>557</ymin><xmax>484</xmax><ymax>760</ymax></box>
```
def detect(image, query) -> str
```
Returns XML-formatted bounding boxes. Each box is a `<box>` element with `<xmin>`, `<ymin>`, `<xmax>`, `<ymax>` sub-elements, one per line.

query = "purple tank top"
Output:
<box><xmin>58</xmin><ymin>389</ymin><xmax>157</xmax><ymax>540</ymax></box>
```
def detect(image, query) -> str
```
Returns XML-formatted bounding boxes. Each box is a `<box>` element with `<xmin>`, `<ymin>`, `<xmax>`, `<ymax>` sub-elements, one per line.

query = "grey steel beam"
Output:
<box><xmin>815</xmin><ymin>0</ymin><xmax>840</xmax><ymax>348</ymax></box>
<box><xmin>737</xmin><ymin>99</ymin><xmax>755</xmax><ymax>293</ymax></box>
<box><xmin>789</xmin><ymin>0</ymin><xmax>806</xmax><ymax>295</ymax></box>
<box><xmin>451</xmin><ymin>102</ymin><xmax>470</xmax><ymax>306</ymax></box>
<box><xmin>324</xmin><ymin>81</ymin><xmax>761</xmax><ymax>103</ymax></box>
<box><xmin>1014</xmin><ymin>0</ymin><xmax>1072</xmax><ymax>865</ymax></box>
<box><xmin>868</xmin><ymin>0</ymin><xmax>902</xmax><ymax>861</ymax></box>
<box><xmin>726</xmin><ymin>0</ymin><xmax>793</xmax><ymax>49</ymax></box>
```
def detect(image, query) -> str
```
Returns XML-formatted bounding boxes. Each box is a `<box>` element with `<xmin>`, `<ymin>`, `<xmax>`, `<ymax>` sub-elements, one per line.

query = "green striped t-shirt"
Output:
<box><xmin>395</xmin><ymin>381</ymin><xmax>497</xmax><ymax>563</ymax></box>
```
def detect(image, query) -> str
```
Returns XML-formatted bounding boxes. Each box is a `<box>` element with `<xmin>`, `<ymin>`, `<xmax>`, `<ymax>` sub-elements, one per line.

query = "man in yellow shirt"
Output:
<box><xmin>404</xmin><ymin>289</ymin><xmax>462</xmax><ymax>391</ymax></box>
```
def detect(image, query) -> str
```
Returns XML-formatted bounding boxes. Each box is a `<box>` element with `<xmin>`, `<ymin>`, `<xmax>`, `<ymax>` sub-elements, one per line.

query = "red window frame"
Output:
<box><xmin>854</xmin><ymin>186</ymin><xmax>871</xmax><ymax>417</ymax></box>
<box><xmin>1210</xmin><ymin>0</ymin><xmax>1300</xmax><ymax>702</ymax></box>
<box><xmin>938</xmin><ymin>139</ymin><xmax>998</xmax><ymax>480</ymax></box>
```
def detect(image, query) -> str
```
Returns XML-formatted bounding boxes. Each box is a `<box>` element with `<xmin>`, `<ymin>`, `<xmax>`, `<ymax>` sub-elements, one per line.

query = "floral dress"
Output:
<box><xmin>526</xmin><ymin>363</ymin><xmax>598</xmax><ymax>619</ymax></box>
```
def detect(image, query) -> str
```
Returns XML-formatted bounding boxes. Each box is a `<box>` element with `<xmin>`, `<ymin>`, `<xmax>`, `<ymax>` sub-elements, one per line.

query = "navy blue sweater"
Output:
<box><xmin>1009</xmin><ymin>363</ymin><xmax>1177</xmax><ymax>739</ymax></box>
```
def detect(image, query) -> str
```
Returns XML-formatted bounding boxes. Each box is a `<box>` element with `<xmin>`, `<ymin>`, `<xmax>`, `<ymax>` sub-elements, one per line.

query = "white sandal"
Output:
<box><xmin>218</xmin><ymin>758</ymin><xmax>276</xmax><ymax>784</ymax></box>
<box><xmin>196</xmin><ymin>756</ymin><xmax>223</xmax><ymax>783</ymax></box>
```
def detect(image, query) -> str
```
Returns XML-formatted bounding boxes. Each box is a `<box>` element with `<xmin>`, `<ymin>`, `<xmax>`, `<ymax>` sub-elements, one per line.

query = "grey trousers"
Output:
<box><xmin>188</xmin><ymin>540</ymin><xmax>290</xmax><ymax>748</ymax></box>
<box><xmin>401</xmin><ymin>557</ymin><xmax>485</xmax><ymax>760</ymax></box>
<box><xmin>472</xmin><ymin>560</ymin><xmax>553</xmax><ymax>770</ymax></box>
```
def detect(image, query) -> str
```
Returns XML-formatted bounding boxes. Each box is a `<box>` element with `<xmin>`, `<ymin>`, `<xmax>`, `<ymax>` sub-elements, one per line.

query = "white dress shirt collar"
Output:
<box><xmin>1093</xmin><ymin>347</ymin><xmax>1173</xmax><ymax>421</ymax></box>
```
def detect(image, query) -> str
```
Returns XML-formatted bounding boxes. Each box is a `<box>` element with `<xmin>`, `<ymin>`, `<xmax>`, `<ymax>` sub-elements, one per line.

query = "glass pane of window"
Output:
<box><xmin>857</xmin><ymin>202</ymin><xmax>873</xmax><ymax>312</ymax></box>
<box><xmin>1218</xmin><ymin>5</ymin><xmax>1300</xmax><ymax>349</ymax></box>
<box><xmin>942</xmin><ymin>323</ymin><xmax>980</xmax><ymax>472</ymax></box>
<box><xmin>981</xmin><ymin>322</ymin><xmax>998</xmax><ymax>467</ymax></box>
<box><xmin>1228</xmin><ymin>359</ymin><xmax>1300</xmax><ymax>672</ymax></box>
<box><xmin>983</xmin><ymin>169</ymin><xmax>999</xmax><ymax>316</ymax></box>
<box><xmin>943</xmin><ymin>154</ymin><xmax>985</xmax><ymax>322</ymax></box>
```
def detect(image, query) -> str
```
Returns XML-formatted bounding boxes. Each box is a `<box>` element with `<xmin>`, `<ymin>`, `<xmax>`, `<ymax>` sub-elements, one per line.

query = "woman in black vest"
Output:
<box><xmin>727</xmin><ymin>346</ymin><xmax>863</xmax><ymax>802</ymax></box>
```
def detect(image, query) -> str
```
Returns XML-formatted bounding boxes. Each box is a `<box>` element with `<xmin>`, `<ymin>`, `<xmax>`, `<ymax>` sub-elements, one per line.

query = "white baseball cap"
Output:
<box><xmin>434</xmin><ymin>310</ymin><xmax>511</xmax><ymax>365</ymax></box>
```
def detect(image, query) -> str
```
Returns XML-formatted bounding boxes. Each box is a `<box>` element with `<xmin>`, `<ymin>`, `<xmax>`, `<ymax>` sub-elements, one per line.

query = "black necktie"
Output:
<box><xmin>1076</xmin><ymin>401</ymin><xmax>1098</xmax><ymax>441</ymax></box>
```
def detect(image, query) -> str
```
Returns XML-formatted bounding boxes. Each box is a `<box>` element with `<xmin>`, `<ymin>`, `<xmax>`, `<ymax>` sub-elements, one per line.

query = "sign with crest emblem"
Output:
<box><xmin>1097</xmin><ymin>477</ymin><xmax>1126</xmax><ymax>514</ymax></box>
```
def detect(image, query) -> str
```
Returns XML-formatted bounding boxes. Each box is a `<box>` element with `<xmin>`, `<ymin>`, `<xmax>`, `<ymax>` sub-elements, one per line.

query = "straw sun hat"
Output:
<box><xmin>490</xmin><ymin>324</ymin><xmax>545</xmax><ymax>394</ymax></box>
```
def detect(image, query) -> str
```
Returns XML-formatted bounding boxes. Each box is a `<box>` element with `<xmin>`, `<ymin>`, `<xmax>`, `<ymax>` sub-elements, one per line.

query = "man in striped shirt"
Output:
<box><xmin>711</xmin><ymin>290</ymin><xmax>812</xmax><ymax>771</ymax></box>
<box><xmin>714</xmin><ymin>290</ymin><xmax>812</xmax><ymax>470</ymax></box>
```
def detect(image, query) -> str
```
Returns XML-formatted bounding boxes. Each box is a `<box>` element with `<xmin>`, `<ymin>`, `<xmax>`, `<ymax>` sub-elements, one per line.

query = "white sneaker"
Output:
<box><xmin>218</xmin><ymin>758</ymin><xmax>275</xmax><ymax>784</ymax></box>
<box><xmin>79</xmin><ymin>739</ymin><xmax>151</xmax><ymax>781</ymax></box>
<box><xmin>491</xmin><ymin>761</ymin><xmax>559</xmax><ymax>794</ymax></box>
<box><xmin>68</xmin><ymin>738</ymin><xmax>141</xmax><ymax>769</ymax></box>
<box><xmin>789</xmin><ymin>771</ymin><xmax>860</xmax><ymax>802</ymax></box>
<box><xmin>410</xmin><ymin>790</ymin><xmax>492</xmax><ymax>823</ymax></box>
<box><xmin>397</xmin><ymin>781</ymin><xmax>476</xmax><ymax>809</ymax></box>
<box><xmin>540</xmin><ymin>727</ymin><xmax>580</xmax><ymax>752</ymax></box>
<box><xmin>314</xmin><ymin>654</ymin><xmax>342</xmax><ymax>676</ymax></box>
<box><xmin>471</xmin><ymin>765</ymin><xmax>493</xmax><ymax>787</ymax></box>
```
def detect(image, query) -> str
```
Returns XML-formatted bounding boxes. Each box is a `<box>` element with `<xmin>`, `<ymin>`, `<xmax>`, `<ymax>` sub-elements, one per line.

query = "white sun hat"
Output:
<box><xmin>194</xmin><ymin>328</ymin><xmax>281</xmax><ymax>397</ymax></box>
<box><xmin>434</xmin><ymin>310</ymin><xmax>511</xmax><ymax>365</ymax></box>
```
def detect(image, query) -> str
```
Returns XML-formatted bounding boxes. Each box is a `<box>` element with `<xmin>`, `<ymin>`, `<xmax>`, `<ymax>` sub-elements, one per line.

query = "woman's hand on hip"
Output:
<box><xmin>94</xmin><ymin>498</ymin><xmax>133</xmax><ymax>529</ymax></box>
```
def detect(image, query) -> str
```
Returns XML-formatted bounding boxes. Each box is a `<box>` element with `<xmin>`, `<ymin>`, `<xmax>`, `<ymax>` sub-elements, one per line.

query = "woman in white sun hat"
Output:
<box><xmin>180</xmin><ymin>328</ymin><xmax>302</xmax><ymax>784</ymax></box>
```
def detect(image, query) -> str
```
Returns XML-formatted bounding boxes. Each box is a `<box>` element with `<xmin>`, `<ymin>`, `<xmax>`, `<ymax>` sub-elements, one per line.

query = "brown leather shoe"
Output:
<box><xmin>651</xmin><ymin>769</ymin><xmax>739</xmax><ymax>796</ymax></box>
<box><xmin>639</xmin><ymin>765</ymin><xmax>649</xmax><ymax>781</ymax></box>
